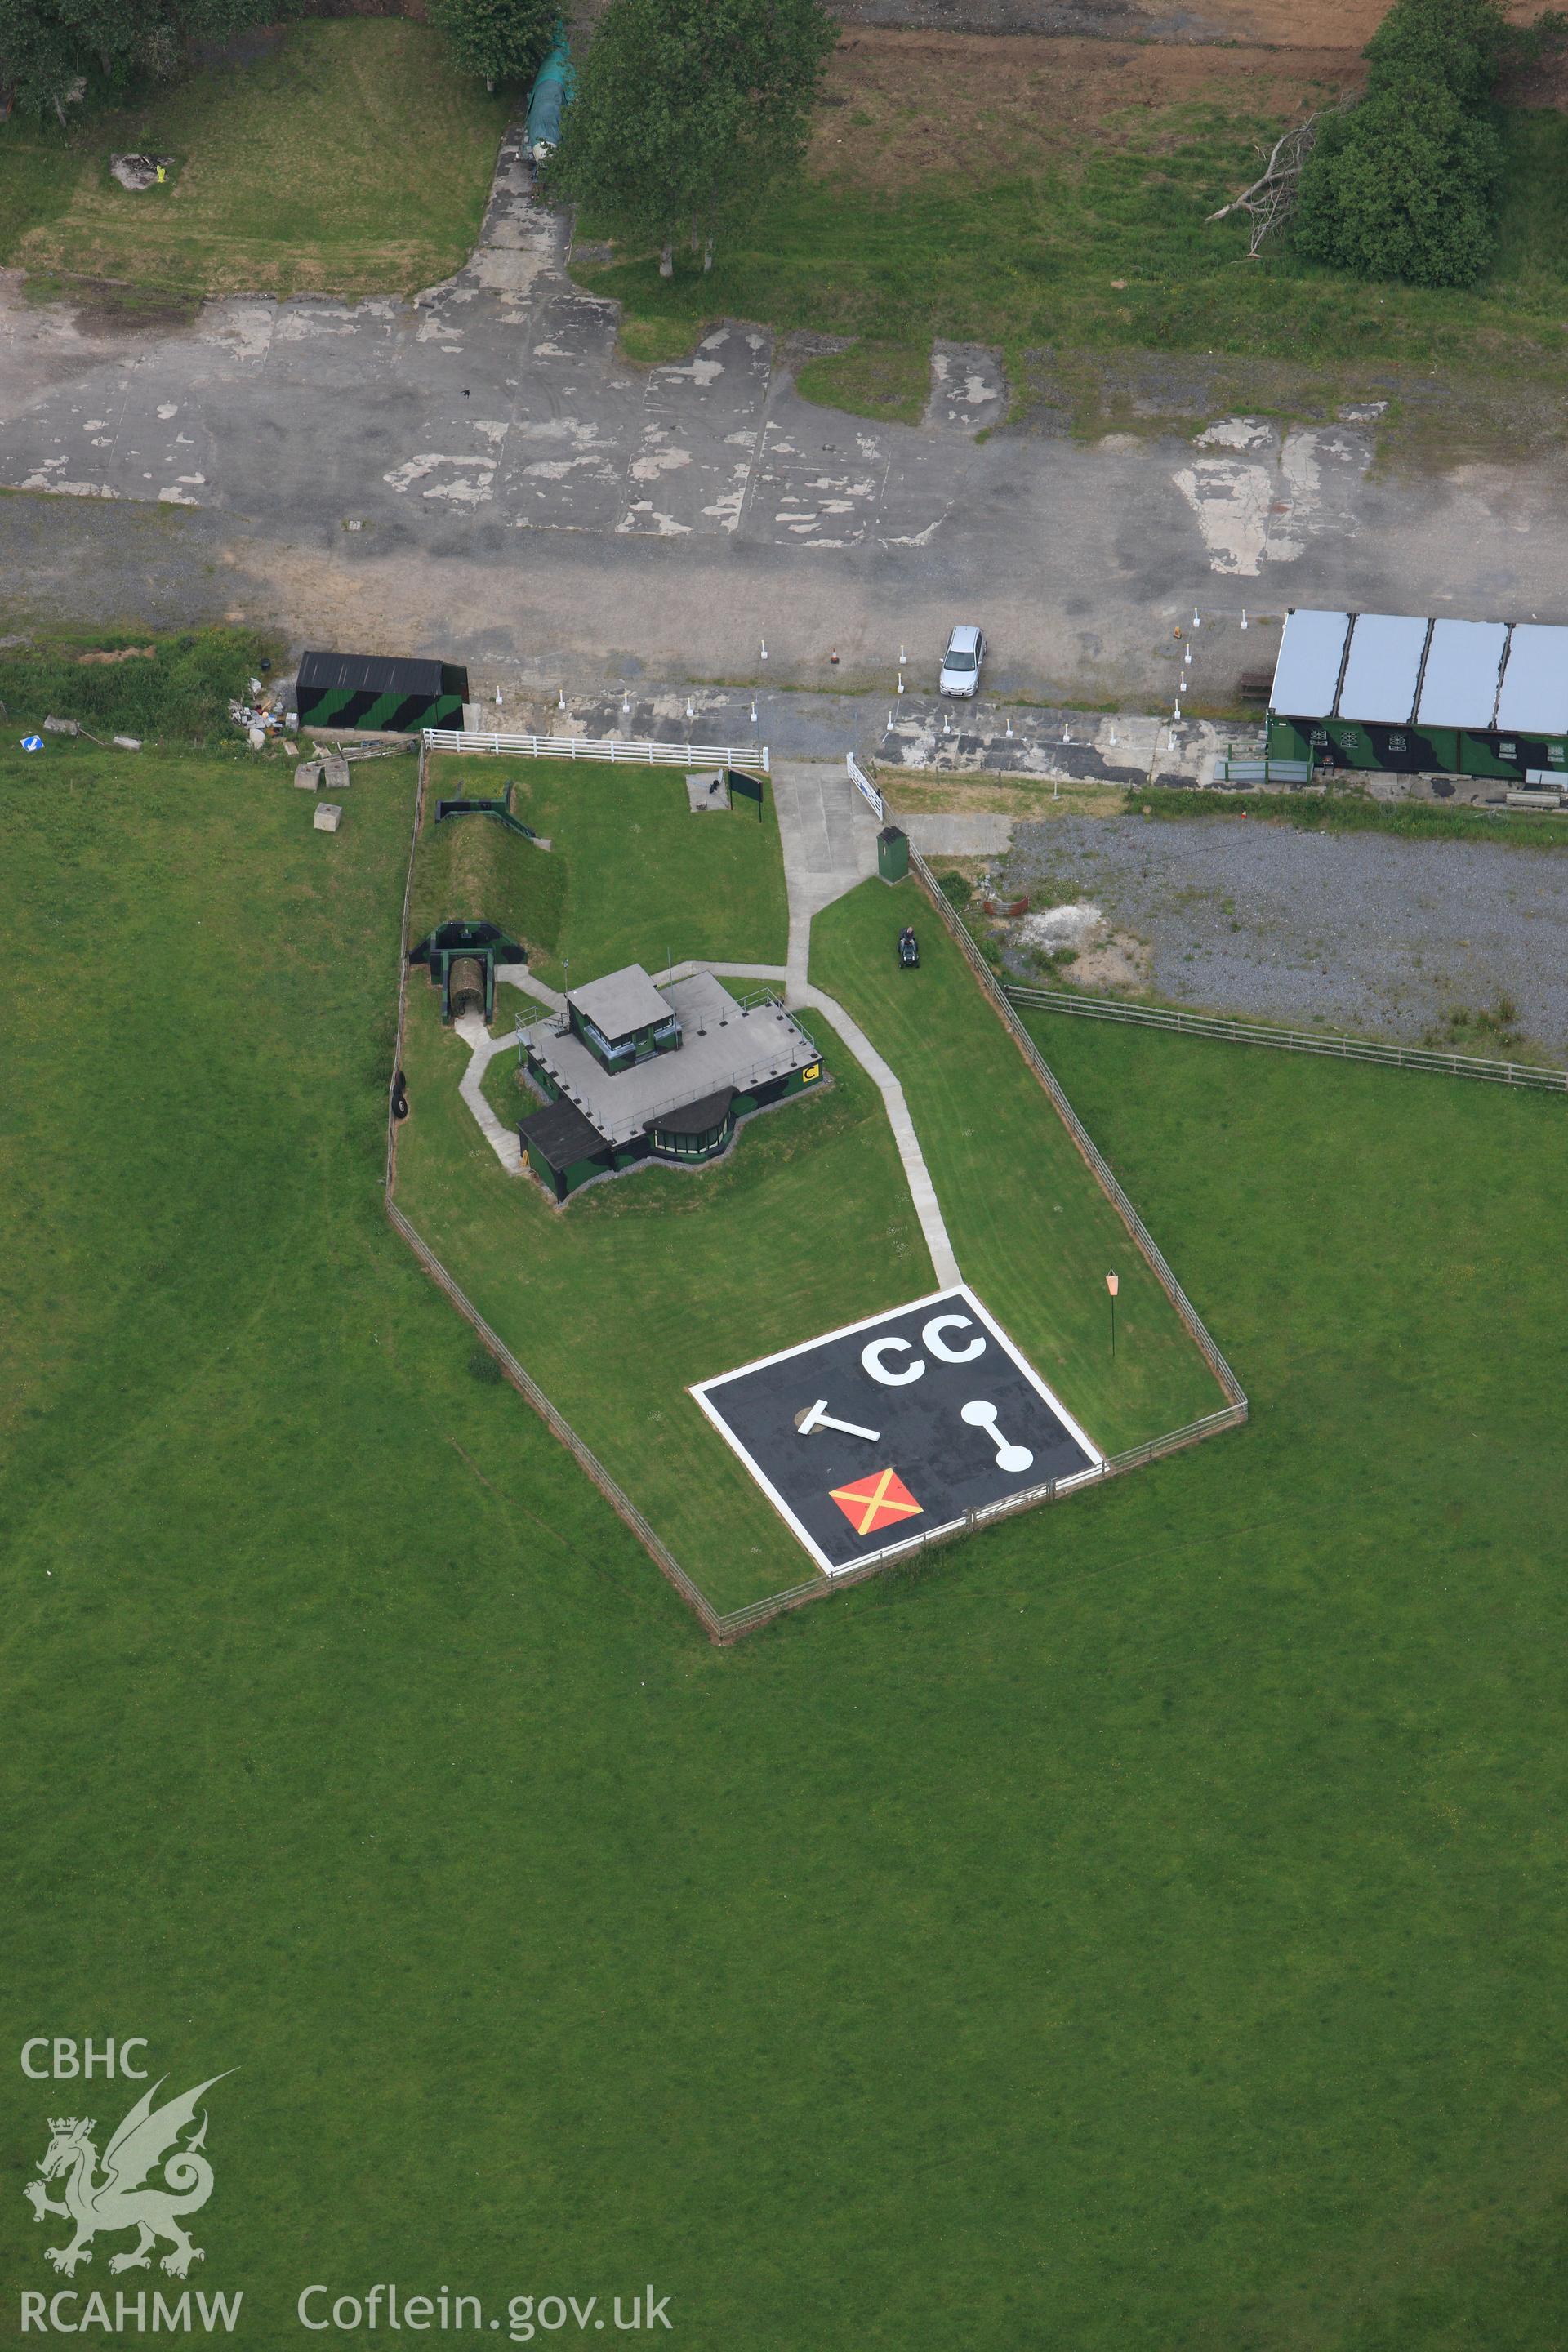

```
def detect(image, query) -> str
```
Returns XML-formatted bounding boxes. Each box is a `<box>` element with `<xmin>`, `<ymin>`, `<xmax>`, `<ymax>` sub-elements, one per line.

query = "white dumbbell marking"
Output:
<box><xmin>960</xmin><ymin>1398</ymin><xmax>1034</xmax><ymax>1474</ymax></box>
<box><xmin>795</xmin><ymin>1398</ymin><xmax>881</xmax><ymax>1443</ymax></box>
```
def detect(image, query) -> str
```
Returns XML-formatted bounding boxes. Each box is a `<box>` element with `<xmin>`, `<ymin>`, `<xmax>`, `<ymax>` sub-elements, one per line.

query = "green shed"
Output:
<box><xmin>877</xmin><ymin>825</ymin><xmax>910</xmax><ymax>883</ymax></box>
<box><xmin>297</xmin><ymin>650</ymin><xmax>469</xmax><ymax>735</ymax></box>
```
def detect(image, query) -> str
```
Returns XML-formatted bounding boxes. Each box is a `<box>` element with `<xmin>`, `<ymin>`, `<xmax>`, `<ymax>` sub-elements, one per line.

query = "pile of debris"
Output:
<box><xmin>230</xmin><ymin>673</ymin><xmax>296</xmax><ymax>747</ymax></box>
<box><xmin>1016</xmin><ymin>902</ymin><xmax>1106</xmax><ymax>955</ymax></box>
<box><xmin>110</xmin><ymin>154</ymin><xmax>176</xmax><ymax>192</ymax></box>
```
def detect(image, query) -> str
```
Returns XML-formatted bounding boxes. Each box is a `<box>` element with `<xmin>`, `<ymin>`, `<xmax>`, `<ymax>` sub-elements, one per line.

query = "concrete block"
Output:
<box><xmin>42</xmin><ymin>715</ymin><xmax>79</xmax><ymax>736</ymax></box>
<box><xmin>321</xmin><ymin>756</ymin><xmax>350</xmax><ymax>791</ymax></box>
<box><xmin>314</xmin><ymin>802</ymin><xmax>343</xmax><ymax>833</ymax></box>
<box><xmin>114</xmin><ymin>735</ymin><xmax>142</xmax><ymax>751</ymax></box>
<box><xmin>295</xmin><ymin>761</ymin><xmax>324</xmax><ymax>791</ymax></box>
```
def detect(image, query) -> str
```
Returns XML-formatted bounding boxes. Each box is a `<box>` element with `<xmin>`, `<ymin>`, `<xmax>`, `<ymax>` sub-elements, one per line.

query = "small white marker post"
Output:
<box><xmin>557</xmin><ymin>685</ymin><xmax>566</xmax><ymax>711</ymax></box>
<box><xmin>1241</xmin><ymin>608</ymin><xmax>1249</xmax><ymax>630</ymax></box>
<box><xmin>1192</xmin><ymin>607</ymin><xmax>1201</xmax><ymax>630</ymax></box>
<box><xmin>760</xmin><ymin>639</ymin><xmax>768</xmax><ymax>664</ymax></box>
<box><xmin>1106</xmin><ymin>1270</ymin><xmax>1120</xmax><ymax>1356</ymax></box>
<box><xmin>1004</xmin><ymin>715</ymin><xmax>1013</xmax><ymax>739</ymax></box>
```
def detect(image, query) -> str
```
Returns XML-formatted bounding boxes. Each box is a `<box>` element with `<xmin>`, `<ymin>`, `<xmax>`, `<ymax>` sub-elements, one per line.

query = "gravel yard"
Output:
<box><xmin>995</xmin><ymin>816</ymin><xmax>1568</xmax><ymax>1057</ymax></box>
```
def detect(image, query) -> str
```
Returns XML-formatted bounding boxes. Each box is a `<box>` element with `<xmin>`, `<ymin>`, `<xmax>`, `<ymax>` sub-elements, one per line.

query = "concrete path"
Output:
<box><xmin>496</xmin><ymin>961</ymin><xmax>563</xmax><ymax>1013</ymax></box>
<box><xmin>901</xmin><ymin>813</ymin><xmax>1018</xmax><ymax>858</ymax></box>
<box><xmin>664</xmin><ymin>956</ymin><xmax>958</xmax><ymax>1281</ymax></box>
<box><xmin>795</xmin><ymin>985</ymin><xmax>960</xmax><ymax>1290</ymax></box>
<box><xmin>666</xmin><ymin>960</ymin><xmax>786</xmax><ymax>986</ymax></box>
<box><xmin>769</xmin><ymin>759</ymin><xmax>881</xmax><ymax>998</ymax></box>
<box><xmin>453</xmin><ymin>1013</ymin><xmax>523</xmax><ymax>1174</ymax></box>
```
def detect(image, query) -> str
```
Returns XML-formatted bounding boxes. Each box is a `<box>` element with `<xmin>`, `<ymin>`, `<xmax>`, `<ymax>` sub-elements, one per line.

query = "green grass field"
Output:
<box><xmin>1</xmin><ymin>23</ymin><xmax>508</xmax><ymax>295</ymax></box>
<box><xmin>7</xmin><ymin>742</ymin><xmax>1568</xmax><ymax>2347</ymax></box>
<box><xmin>812</xmin><ymin>878</ymin><xmax>1227</xmax><ymax>1453</ymax></box>
<box><xmin>424</xmin><ymin>754</ymin><xmax>789</xmax><ymax>984</ymax></box>
<box><xmin>583</xmin><ymin>104</ymin><xmax>1568</xmax><ymax>442</ymax></box>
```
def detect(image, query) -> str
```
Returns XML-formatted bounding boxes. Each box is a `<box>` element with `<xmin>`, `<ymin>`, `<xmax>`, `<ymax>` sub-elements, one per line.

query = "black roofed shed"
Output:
<box><xmin>296</xmin><ymin>650</ymin><xmax>469</xmax><ymax>734</ymax></box>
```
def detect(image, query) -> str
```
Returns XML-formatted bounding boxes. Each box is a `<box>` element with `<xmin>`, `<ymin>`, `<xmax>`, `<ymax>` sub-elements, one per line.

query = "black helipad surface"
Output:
<box><xmin>691</xmin><ymin>1286</ymin><xmax>1101</xmax><ymax>1575</ymax></box>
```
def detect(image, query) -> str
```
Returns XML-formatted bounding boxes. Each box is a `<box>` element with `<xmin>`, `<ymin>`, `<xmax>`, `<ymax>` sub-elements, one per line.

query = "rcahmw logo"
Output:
<box><xmin>18</xmin><ymin>2039</ymin><xmax>241</xmax><ymax>2335</ymax></box>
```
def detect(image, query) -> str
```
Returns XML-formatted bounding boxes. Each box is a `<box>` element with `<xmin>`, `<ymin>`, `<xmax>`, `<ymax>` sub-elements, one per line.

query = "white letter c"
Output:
<box><xmin>922</xmin><ymin>1313</ymin><xmax>986</xmax><ymax>1365</ymax></box>
<box><xmin>861</xmin><ymin>1337</ymin><xmax>924</xmax><ymax>1387</ymax></box>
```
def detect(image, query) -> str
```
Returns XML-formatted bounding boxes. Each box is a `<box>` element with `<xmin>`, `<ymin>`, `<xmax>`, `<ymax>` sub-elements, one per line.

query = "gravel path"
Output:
<box><xmin>996</xmin><ymin>817</ymin><xmax>1568</xmax><ymax>1054</ymax></box>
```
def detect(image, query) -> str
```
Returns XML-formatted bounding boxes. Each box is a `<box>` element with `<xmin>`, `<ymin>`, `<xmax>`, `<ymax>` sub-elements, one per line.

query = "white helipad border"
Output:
<box><xmin>689</xmin><ymin>1283</ymin><xmax>1103</xmax><ymax>1577</ymax></box>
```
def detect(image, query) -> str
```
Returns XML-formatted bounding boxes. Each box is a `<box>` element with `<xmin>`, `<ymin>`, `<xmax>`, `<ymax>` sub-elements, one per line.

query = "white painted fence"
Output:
<box><xmin>847</xmin><ymin>751</ymin><xmax>884</xmax><ymax>818</ymax></box>
<box><xmin>423</xmin><ymin>729</ymin><xmax>768</xmax><ymax>773</ymax></box>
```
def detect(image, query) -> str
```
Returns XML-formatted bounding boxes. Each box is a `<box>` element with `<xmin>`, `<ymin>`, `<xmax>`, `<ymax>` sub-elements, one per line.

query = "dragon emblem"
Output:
<box><xmin>24</xmin><ymin>2074</ymin><xmax>231</xmax><ymax>2279</ymax></box>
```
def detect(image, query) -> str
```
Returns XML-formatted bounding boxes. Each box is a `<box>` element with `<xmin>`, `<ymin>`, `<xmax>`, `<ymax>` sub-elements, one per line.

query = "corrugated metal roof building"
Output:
<box><xmin>1267</xmin><ymin>611</ymin><xmax>1568</xmax><ymax>782</ymax></box>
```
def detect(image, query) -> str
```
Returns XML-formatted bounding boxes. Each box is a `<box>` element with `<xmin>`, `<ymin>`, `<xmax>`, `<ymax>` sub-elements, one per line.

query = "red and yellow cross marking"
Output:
<box><xmin>829</xmin><ymin>1467</ymin><xmax>924</xmax><ymax>1539</ymax></box>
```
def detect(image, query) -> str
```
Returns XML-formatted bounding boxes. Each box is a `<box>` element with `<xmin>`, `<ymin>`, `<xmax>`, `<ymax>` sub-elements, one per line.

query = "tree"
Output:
<box><xmin>427</xmin><ymin>0</ymin><xmax>556</xmax><ymax>94</ymax></box>
<box><xmin>549</xmin><ymin>0</ymin><xmax>838</xmax><ymax>277</ymax></box>
<box><xmin>1292</xmin><ymin>0</ymin><xmax>1508</xmax><ymax>288</ymax></box>
<box><xmin>0</xmin><ymin>0</ymin><xmax>272</xmax><ymax>122</ymax></box>
<box><xmin>1361</xmin><ymin>0</ymin><xmax>1503</xmax><ymax>109</ymax></box>
<box><xmin>1294</xmin><ymin>88</ymin><xmax>1502</xmax><ymax>288</ymax></box>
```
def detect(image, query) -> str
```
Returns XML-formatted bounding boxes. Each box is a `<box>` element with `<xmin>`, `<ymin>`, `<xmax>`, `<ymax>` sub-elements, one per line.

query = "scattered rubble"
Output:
<box><xmin>1018</xmin><ymin>902</ymin><xmax>1106</xmax><ymax>953</ymax></box>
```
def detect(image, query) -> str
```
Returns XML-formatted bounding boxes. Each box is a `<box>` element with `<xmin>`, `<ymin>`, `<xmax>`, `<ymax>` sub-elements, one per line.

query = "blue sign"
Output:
<box><xmin>20</xmin><ymin>735</ymin><xmax>43</xmax><ymax>752</ymax></box>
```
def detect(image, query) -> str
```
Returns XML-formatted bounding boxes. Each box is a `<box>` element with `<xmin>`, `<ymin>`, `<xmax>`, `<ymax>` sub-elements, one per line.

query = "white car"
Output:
<box><xmin>939</xmin><ymin>623</ymin><xmax>985</xmax><ymax>698</ymax></box>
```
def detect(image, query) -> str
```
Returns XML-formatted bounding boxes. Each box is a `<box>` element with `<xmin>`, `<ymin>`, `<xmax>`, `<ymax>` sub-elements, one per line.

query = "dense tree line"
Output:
<box><xmin>425</xmin><ymin>0</ymin><xmax>555</xmax><ymax>96</ymax></box>
<box><xmin>1</xmin><ymin>0</ymin><xmax>274</xmax><ymax>123</ymax></box>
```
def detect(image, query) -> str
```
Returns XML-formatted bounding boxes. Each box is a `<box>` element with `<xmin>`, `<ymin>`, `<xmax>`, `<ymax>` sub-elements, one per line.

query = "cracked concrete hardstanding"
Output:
<box><xmin>4</xmin><ymin>132</ymin><xmax>1568</xmax><ymax>707</ymax></box>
